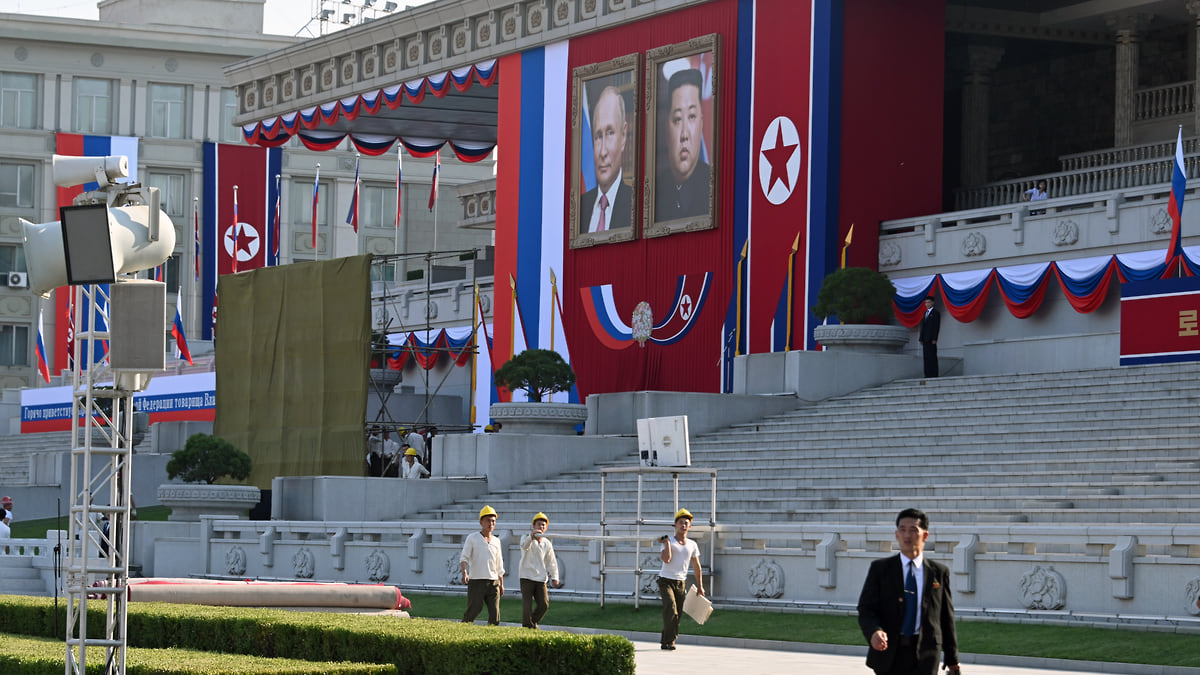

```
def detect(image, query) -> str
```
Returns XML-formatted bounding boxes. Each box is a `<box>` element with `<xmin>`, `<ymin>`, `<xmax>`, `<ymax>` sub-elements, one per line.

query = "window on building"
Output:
<box><xmin>144</xmin><ymin>171</ymin><xmax>187</xmax><ymax>219</ymax></box>
<box><xmin>362</xmin><ymin>184</ymin><xmax>399</xmax><ymax>230</ymax></box>
<box><xmin>0</xmin><ymin>162</ymin><xmax>34</xmax><ymax>208</ymax></box>
<box><xmin>0</xmin><ymin>245</ymin><xmax>27</xmax><ymax>277</ymax></box>
<box><xmin>369</xmin><ymin>264</ymin><xmax>396</xmax><ymax>282</ymax></box>
<box><xmin>148</xmin><ymin>83</ymin><xmax>187</xmax><ymax>139</ymax></box>
<box><xmin>290</xmin><ymin>178</ymin><xmax>330</xmax><ymax>225</ymax></box>
<box><xmin>219</xmin><ymin>88</ymin><xmax>240</xmax><ymax>143</ymax></box>
<box><xmin>74</xmin><ymin>77</ymin><xmax>113</xmax><ymax>134</ymax></box>
<box><xmin>0</xmin><ymin>72</ymin><xmax>37</xmax><ymax>129</ymax></box>
<box><xmin>0</xmin><ymin>324</ymin><xmax>29</xmax><ymax>366</ymax></box>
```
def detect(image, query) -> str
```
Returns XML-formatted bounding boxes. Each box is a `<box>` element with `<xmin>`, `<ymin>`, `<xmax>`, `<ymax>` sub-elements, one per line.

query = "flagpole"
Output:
<box><xmin>191</xmin><ymin>196</ymin><xmax>199</xmax><ymax>337</ymax></box>
<box><xmin>549</xmin><ymin>269</ymin><xmax>558</xmax><ymax>352</ymax></box>
<box><xmin>469</xmin><ymin>283</ymin><xmax>479</xmax><ymax>428</ymax></box>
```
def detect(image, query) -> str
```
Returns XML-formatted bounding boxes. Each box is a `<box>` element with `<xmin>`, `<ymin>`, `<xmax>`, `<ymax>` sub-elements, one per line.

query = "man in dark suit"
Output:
<box><xmin>655</xmin><ymin>68</ymin><xmax>711</xmax><ymax>222</ymax></box>
<box><xmin>580</xmin><ymin>85</ymin><xmax>633</xmax><ymax>232</ymax></box>
<box><xmin>918</xmin><ymin>296</ymin><xmax>940</xmax><ymax>378</ymax></box>
<box><xmin>858</xmin><ymin>508</ymin><xmax>961</xmax><ymax>675</ymax></box>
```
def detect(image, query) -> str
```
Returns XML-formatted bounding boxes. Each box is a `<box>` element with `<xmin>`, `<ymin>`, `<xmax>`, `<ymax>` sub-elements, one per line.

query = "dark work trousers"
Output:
<box><xmin>520</xmin><ymin>577</ymin><xmax>549</xmax><ymax>629</ymax></box>
<box><xmin>658</xmin><ymin>577</ymin><xmax>686</xmax><ymax>647</ymax></box>
<box><xmin>462</xmin><ymin>578</ymin><xmax>501</xmax><ymax>625</ymax></box>
<box><xmin>921</xmin><ymin>341</ymin><xmax>938</xmax><ymax>378</ymax></box>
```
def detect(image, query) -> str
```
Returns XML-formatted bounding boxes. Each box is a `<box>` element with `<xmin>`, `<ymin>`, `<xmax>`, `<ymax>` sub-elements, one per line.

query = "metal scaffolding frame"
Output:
<box><xmin>597</xmin><ymin>466</ymin><xmax>718</xmax><ymax>609</ymax></box>
<box><xmin>63</xmin><ymin>283</ymin><xmax>135</xmax><ymax>675</ymax></box>
<box><xmin>367</xmin><ymin>249</ymin><xmax>481</xmax><ymax>441</ymax></box>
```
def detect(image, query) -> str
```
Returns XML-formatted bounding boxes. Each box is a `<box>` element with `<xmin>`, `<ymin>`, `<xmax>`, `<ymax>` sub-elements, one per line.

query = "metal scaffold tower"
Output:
<box><xmin>63</xmin><ymin>284</ymin><xmax>134</xmax><ymax>675</ymax></box>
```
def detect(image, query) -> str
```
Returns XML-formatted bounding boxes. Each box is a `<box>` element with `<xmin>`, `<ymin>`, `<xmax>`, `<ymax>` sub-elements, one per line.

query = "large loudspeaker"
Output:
<box><xmin>20</xmin><ymin>205</ymin><xmax>176</xmax><ymax>298</ymax></box>
<box><xmin>51</xmin><ymin>154</ymin><xmax>127</xmax><ymax>188</ymax></box>
<box><xmin>109</xmin><ymin>280</ymin><xmax>166</xmax><ymax>372</ymax></box>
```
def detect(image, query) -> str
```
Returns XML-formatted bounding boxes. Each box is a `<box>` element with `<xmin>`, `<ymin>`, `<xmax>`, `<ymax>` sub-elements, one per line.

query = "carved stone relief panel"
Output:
<box><xmin>362</xmin><ymin>48</ymin><xmax>378</xmax><ymax>80</ymax></box>
<box><xmin>527</xmin><ymin>3</ymin><xmax>547</xmax><ymax>34</ymax></box>
<box><xmin>365</xmin><ymin>549</ymin><xmax>391</xmax><ymax>582</ymax></box>
<box><xmin>407</xmin><ymin>35</ymin><xmax>425</xmax><ymax>69</ymax></box>
<box><xmin>961</xmin><ymin>231</ymin><xmax>987</xmax><ymax>257</ymax></box>
<box><xmin>226</xmin><ymin>546</ymin><xmax>247</xmax><ymax>575</ymax></box>
<box><xmin>502</xmin><ymin>5</ymin><xmax>522</xmax><ymax>41</ymax></box>
<box><xmin>281</xmin><ymin>73</ymin><xmax>296</xmax><ymax>102</ymax></box>
<box><xmin>878</xmin><ymin>241</ymin><xmax>901</xmax><ymax>267</ymax></box>
<box><xmin>429</xmin><ymin>27</ymin><xmax>446</xmax><ymax>61</ymax></box>
<box><xmin>1017</xmin><ymin>565</ymin><xmax>1065</xmax><ymax>610</ymax></box>
<box><xmin>553</xmin><ymin>0</ymin><xmax>574</xmax><ymax>27</ymax></box>
<box><xmin>476</xmin><ymin>15</ymin><xmax>496</xmax><ymax>48</ymax></box>
<box><xmin>452</xmin><ymin>20</ymin><xmax>471</xmax><ymax>56</ymax></box>
<box><xmin>292</xmin><ymin>548</ymin><xmax>316</xmax><ymax>579</ymax></box>
<box><xmin>747</xmin><ymin>558</ymin><xmax>784</xmax><ymax>599</ymax></box>
<box><xmin>340</xmin><ymin>56</ymin><xmax>356</xmax><ymax>87</ymax></box>
<box><xmin>300</xmin><ymin>66</ymin><xmax>316</xmax><ymax>97</ymax></box>
<box><xmin>1051</xmin><ymin>220</ymin><xmax>1079</xmax><ymax>246</ymax></box>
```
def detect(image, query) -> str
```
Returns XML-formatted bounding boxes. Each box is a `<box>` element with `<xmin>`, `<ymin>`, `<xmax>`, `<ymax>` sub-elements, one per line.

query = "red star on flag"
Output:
<box><xmin>762</xmin><ymin>123</ymin><xmax>799</xmax><ymax>194</ymax></box>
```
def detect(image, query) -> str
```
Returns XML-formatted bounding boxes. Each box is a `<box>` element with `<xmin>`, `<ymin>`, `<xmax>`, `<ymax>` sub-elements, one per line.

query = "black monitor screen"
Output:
<box><xmin>59</xmin><ymin>204</ymin><xmax>115</xmax><ymax>285</ymax></box>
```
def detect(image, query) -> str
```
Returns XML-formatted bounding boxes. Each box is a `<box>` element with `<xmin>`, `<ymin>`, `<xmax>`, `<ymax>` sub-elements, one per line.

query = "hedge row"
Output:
<box><xmin>0</xmin><ymin>595</ymin><xmax>636</xmax><ymax>675</ymax></box>
<box><xmin>1</xmin><ymin>634</ymin><xmax>394</xmax><ymax>675</ymax></box>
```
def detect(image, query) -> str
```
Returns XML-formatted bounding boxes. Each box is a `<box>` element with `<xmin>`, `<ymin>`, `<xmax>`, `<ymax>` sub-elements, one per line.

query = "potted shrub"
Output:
<box><xmin>811</xmin><ymin>267</ymin><xmax>909</xmax><ymax>352</ymax></box>
<box><xmin>489</xmin><ymin>349</ymin><xmax>586</xmax><ymax>434</ymax></box>
<box><xmin>157</xmin><ymin>434</ymin><xmax>260</xmax><ymax>521</ymax></box>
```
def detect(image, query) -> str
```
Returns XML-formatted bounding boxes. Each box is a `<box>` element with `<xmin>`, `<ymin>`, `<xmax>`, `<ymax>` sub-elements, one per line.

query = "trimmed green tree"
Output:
<box><xmin>166</xmin><ymin>433</ymin><xmax>252</xmax><ymax>485</ymax></box>
<box><xmin>494</xmin><ymin>349</ymin><xmax>576</xmax><ymax>402</ymax></box>
<box><xmin>812</xmin><ymin>267</ymin><xmax>897</xmax><ymax>324</ymax></box>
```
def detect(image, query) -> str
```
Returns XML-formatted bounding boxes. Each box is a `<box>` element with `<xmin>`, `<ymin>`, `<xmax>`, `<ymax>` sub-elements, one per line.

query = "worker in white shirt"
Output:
<box><xmin>401</xmin><ymin>447</ymin><xmax>429</xmax><ymax>479</ymax></box>
<box><xmin>459</xmin><ymin>505</ymin><xmax>505</xmax><ymax>625</ymax></box>
<box><xmin>519</xmin><ymin>511</ymin><xmax>561</xmax><ymax>629</ymax></box>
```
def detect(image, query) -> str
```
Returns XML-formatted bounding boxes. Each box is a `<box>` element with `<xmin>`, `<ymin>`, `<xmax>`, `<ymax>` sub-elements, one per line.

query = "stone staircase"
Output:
<box><xmin>418</xmin><ymin>363</ymin><xmax>1200</xmax><ymax>526</ymax></box>
<box><xmin>0</xmin><ymin>554</ymin><xmax>48</xmax><ymax>596</ymax></box>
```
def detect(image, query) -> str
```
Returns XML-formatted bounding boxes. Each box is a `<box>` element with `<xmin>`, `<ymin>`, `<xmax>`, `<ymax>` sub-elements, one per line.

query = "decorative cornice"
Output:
<box><xmin>226</xmin><ymin>0</ymin><xmax>707</xmax><ymax>127</ymax></box>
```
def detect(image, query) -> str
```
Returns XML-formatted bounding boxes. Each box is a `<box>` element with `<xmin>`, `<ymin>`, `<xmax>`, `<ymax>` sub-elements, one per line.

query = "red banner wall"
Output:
<box><xmin>563</xmin><ymin>1</ymin><xmax>740</xmax><ymax>395</ymax></box>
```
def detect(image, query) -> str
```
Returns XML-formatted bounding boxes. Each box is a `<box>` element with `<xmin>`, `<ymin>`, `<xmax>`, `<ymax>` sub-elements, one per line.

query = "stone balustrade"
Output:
<box><xmin>103</xmin><ymin>518</ymin><xmax>1195</xmax><ymax>628</ymax></box>
<box><xmin>1134</xmin><ymin>80</ymin><xmax>1195</xmax><ymax>121</ymax></box>
<box><xmin>884</xmin><ymin>180</ymin><xmax>1191</xmax><ymax>276</ymax></box>
<box><xmin>370</xmin><ymin>276</ymin><xmax>493</xmax><ymax>333</ymax></box>
<box><xmin>954</xmin><ymin>152</ymin><xmax>1200</xmax><ymax>211</ymax></box>
<box><xmin>1060</xmin><ymin>136</ymin><xmax>1200</xmax><ymax>172</ymax></box>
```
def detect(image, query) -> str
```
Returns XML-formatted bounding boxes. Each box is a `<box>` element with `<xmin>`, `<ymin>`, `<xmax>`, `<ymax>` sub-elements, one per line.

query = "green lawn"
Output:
<box><xmin>9</xmin><ymin>506</ymin><xmax>170</xmax><ymax>539</ymax></box>
<box><xmin>8</xmin><ymin>516</ymin><xmax>1198</xmax><ymax>669</ymax></box>
<box><xmin>404</xmin><ymin>592</ymin><xmax>1200</xmax><ymax>668</ymax></box>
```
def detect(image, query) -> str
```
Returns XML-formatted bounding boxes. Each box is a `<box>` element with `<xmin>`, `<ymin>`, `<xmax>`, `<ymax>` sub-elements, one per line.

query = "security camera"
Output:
<box><xmin>51</xmin><ymin>154</ymin><xmax>128</xmax><ymax>189</ymax></box>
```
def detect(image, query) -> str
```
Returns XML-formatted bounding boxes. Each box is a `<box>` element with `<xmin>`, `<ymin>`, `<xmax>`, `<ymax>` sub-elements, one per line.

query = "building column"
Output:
<box><xmin>961</xmin><ymin>43</ymin><xmax>1004</xmax><ymax>187</ymax></box>
<box><xmin>1108</xmin><ymin>13</ymin><xmax>1149</xmax><ymax>148</ymax></box>
<box><xmin>1188</xmin><ymin>1</ymin><xmax>1200</xmax><ymax>136</ymax></box>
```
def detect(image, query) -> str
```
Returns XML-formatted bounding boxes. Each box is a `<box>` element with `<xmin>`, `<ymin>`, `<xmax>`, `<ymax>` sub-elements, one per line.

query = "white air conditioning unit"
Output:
<box><xmin>7</xmin><ymin>272</ymin><xmax>27</xmax><ymax>288</ymax></box>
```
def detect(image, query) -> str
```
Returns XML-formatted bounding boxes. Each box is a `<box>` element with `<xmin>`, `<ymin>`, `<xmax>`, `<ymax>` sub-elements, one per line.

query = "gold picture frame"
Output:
<box><xmin>643</xmin><ymin>34</ymin><xmax>720</xmax><ymax>238</ymax></box>
<box><xmin>570</xmin><ymin>53</ymin><xmax>640</xmax><ymax>249</ymax></box>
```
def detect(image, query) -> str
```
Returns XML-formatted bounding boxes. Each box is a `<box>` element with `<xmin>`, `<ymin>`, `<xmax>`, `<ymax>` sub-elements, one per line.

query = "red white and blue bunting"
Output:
<box><xmin>382</xmin><ymin>327</ymin><xmax>475</xmax><ymax>370</ymax></box>
<box><xmin>892</xmin><ymin>246</ymin><xmax>1200</xmax><ymax>327</ymax></box>
<box><xmin>240</xmin><ymin>60</ymin><xmax>498</xmax><ymax>162</ymax></box>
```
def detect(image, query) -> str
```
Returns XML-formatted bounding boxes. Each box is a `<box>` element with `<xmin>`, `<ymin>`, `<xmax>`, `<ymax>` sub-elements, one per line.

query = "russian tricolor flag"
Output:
<box><xmin>1166</xmin><ymin>126</ymin><xmax>1187</xmax><ymax>270</ymax></box>
<box><xmin>311</xmin><ymin>164</ymin><xmax>321</xmax><ymax>247</ymax></box>
<box><xmin>172</xmin><ymin>287</ymin><xmax>193</xmax><ymax>366</ymax></box>
<box><xmin>428</xmin><ymin>151</ymin><xmax>440</xmax><ymax>211</ymax></box>
<box><xmin>35</xmin><ymin>309</ymin><xmax>50</xmax><ymax>383</ymax></box>
<box><xmin>346</xmin><ymin>155</ymin><xmax>360</xmax><ymax>233</ymax></box>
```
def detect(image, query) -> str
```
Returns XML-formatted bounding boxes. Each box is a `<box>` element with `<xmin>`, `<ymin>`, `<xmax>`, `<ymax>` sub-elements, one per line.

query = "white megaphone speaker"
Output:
<box><xmin>21</xmin><ymin>204</ymin><xmax>176</xmax><ymax>298</ymax></box>
<box><xmin>50</xmin><ymin>154</ymin><xmax>128</xmax><ymax>188</ymax></box>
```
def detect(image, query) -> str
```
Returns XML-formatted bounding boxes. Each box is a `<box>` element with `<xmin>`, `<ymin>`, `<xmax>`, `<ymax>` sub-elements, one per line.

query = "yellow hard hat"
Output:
<box><xmin>532</xmin><ymin>512</ymin><xmax>549</xmax><ymax>525</ymax></box>
<box><xmin>479</xmin><ymin>505</ymin><xmax>498</xmax><ymax>519</ymax></box>
<box><xmin>484</xmin><ymin>424</ymin><xmax>495</xmax><ymax>432</ymax></box>
<box><xmin>404</xmin><ymin>448</ymin><xmax>418</xmax><ymax>457</ymax></box>
<box><xmin>674</xmin><ymin>508</ymin><xmax>693</xmax><ymax>521</ymax></box>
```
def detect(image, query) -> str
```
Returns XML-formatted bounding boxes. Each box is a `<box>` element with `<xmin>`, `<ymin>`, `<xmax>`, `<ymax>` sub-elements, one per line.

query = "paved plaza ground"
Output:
<box><xmin>546</xmin><ymin>627</ymin><xmax>1200</xmax><ymax>675</ymax></box>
